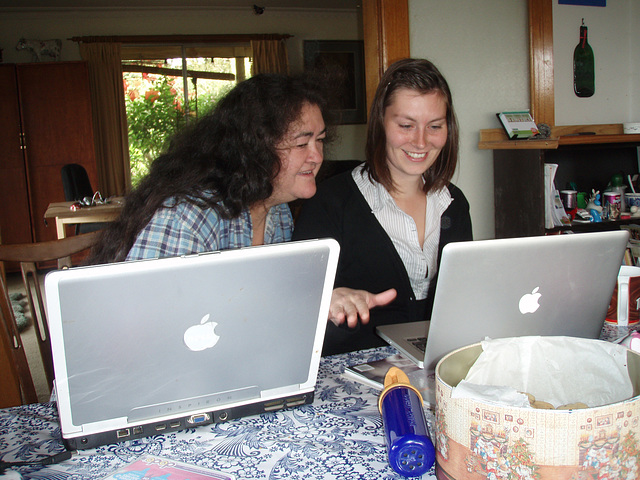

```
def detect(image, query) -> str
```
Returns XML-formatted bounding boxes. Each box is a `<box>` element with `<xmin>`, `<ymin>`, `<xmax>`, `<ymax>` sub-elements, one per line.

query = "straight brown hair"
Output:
<box><xmin>364</xmin><ymin>58</ymin><xmax>460</xmax><ymax>193</ymax></box>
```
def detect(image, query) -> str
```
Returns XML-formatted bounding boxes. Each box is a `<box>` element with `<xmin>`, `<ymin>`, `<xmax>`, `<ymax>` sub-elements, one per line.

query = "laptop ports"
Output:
<box><xmin>264</xmin><ymin>400</ymin><xmax>285</xmax><ymax>412</ymax></box>
<box><xmin>285</xmin><ymin>396</ymin><xmax>307</xmax><ymax>408</ymax></box>
<box><xmin>116</xmin><ymin>428</ymin><xmax>130</xmax><ymax>438</ymax></box>
<box><xmin>187</xmin><ymin>413</ymin><xmax>211</xmax><ymax>425</ymax></box>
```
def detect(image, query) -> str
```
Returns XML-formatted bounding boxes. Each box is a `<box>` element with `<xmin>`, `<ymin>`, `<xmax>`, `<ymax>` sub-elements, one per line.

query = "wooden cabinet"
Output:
<box><xmin>481</xmin><ymin>126</ymin><xmax>640</xmax><ymax>238</ymax></box>
<box><xmin>0</xmin><ymin>62</ymin><xmax>98</xmax><ymax>246</ymax></box>
<box><xmin>0</xmin><ymin>65</ymin><xmax>32</xmax><ymax>246</ymax></box>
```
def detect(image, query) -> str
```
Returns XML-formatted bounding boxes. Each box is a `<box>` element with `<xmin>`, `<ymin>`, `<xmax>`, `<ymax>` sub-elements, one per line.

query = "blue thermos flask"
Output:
<box><xmin>378</xmin><ymin>367</ymin><xmax>435</xmax><ymax>477</ymax></box>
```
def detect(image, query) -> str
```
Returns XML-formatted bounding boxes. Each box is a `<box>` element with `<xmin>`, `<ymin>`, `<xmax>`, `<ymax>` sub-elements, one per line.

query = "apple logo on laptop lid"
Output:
<box><xmin>519</xmin><ymin>287</ymin><xmax>542</xmax><ymax>314</ymax></box>
<box><xmin>183</xmin><ymin>314</ymin><xmax>220</xmax><ymax>351</ymax></box>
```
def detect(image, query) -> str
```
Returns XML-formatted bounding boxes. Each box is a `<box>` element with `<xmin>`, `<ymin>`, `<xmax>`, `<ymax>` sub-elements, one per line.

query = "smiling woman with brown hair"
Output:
<box><xmin>293</xmin><ymin>58</ymin><xmax>473</xmax><ymax>355</ymax></box>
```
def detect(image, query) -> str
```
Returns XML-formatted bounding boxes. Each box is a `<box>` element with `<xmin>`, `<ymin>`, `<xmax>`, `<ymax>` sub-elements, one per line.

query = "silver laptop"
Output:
<box><xmin>45</xmin><ymin>238</ymin><xmax>339</xmax><ymax>450</ymax></box>
<box><xmin>376</xmin><ymin>230</ymin><xmax>629</xmax><ymax>403</ymax></box>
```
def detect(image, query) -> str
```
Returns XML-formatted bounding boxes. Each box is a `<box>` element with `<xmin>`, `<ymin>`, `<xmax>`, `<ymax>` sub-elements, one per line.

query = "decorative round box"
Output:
<box><xmin>434</xmin><ymin>338</ymin><xmax>640</xmax><ymax>480</ymax></box>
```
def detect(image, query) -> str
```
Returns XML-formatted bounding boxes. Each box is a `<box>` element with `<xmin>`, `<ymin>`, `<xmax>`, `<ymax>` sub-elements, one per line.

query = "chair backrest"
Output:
<box><xmin>0</xmin><ymin>231</ymin><xmax>100</xmax><ymax>406</ymax></box>
<box><xmin>61</xmin><ymin>163</ymin><xmax>94</xmax><ymax>202</ymax></box>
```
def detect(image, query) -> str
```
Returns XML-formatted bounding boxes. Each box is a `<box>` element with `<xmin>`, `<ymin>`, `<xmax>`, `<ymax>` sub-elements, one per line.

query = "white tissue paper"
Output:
<box><xmin>452</xmin><ymin>336</ymin><xmax>633</xmax><ymax>408</ymax></box>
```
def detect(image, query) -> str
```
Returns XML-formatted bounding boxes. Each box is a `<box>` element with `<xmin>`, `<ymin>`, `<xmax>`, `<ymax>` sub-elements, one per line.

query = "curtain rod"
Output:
<box><xmin>70</xmin><ymin>34</ymin><xmax>292</xmax><ymax>44</ymax></box>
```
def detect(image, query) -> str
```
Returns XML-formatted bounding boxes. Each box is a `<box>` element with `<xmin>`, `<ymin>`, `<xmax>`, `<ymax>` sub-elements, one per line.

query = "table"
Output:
<box><xmin>0</xmin><ymin>346</ymin><xmax>435</xmax><ymax>480</ymax></box>
<box><xmin>3</xmin><ymin>328</ymin><xmax>634</xmax><ymax>480</ymax></box>
<box><xmin>43</xmin><ymin>197</ymin><xmax>125</xmax><ymax>239</ymax></box>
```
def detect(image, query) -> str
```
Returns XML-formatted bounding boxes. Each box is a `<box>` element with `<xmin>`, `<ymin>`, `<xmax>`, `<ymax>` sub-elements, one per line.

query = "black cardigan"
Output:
<box><xmin>292</xmin><ymin>169</ymin><xmax>473</xmax><ymax>355</ymax></box>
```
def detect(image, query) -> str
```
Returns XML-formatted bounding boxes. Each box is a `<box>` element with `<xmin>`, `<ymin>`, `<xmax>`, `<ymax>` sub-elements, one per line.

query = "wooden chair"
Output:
<box><xmin>0</xmin><ymin>231</ymin><xmax>100</xmax><ymax>406</ymax></box>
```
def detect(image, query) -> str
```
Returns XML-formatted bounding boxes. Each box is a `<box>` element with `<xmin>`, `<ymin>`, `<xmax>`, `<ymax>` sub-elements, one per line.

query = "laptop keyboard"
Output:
<box><xmin>408</xmin><ymin>336</ymin><xmax>427</xmax><ymax>353</ymax></box>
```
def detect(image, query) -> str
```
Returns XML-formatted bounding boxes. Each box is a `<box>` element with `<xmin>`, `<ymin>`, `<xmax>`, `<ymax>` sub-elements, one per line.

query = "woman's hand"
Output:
<box><xmin>328</xmin><ymin>288</ymin><xmax>397</xmax><ymax>328</ymax></box>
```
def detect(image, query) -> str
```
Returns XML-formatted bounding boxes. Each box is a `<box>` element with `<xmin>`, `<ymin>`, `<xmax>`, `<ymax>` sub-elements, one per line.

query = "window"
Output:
<box><xmin>121</xmin><ymin>44</ymin><xmax>253</xmax><ymax>186</ymax></box>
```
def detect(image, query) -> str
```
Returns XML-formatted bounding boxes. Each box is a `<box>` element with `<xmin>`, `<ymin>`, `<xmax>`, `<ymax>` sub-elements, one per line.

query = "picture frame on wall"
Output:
<box><xmin>303</xmin><ymin>40</ymin><xmax>366</xmax><ymax>125</ymax></box>
<box><xmin>558</xmin><ymin>0</ymin><xmax>606</xmax><ymax>6</ymax></box>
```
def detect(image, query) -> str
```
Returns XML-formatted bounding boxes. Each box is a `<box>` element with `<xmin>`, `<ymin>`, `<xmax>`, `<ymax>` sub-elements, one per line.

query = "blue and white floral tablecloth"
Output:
<box><xmin>0</xmin><ymin>346</ymin><xmax>435</xmax><ymax>480</ymax></box>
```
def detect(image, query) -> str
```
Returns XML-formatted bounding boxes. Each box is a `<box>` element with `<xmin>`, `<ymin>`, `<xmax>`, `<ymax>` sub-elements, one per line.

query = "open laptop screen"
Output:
<box><xmin>45</xmin><ymin>239</ymin><xmax>339</xmax><ymax>449</ymax></box>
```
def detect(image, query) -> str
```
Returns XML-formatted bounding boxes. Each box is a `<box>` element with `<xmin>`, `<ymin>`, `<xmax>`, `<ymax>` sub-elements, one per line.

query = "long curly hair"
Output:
<box><xmin>364</xmin><ymin>58</ymin><xmax>460</xmax><ymax>194</ymax></box>
<box><xmin>89</xmin><ymin>73</ymin><xmax>332</xmax><ymax>264</ymax></box>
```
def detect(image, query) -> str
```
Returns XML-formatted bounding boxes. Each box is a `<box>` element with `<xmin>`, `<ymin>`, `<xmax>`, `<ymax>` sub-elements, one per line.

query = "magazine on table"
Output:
<box><xmin>100</xmin><ymin>454</ymin><xmax>235</xmax><ymax>480</ymax></box>
<box><xmin>343</xmin><ymin>354</ymin><xmax>434</xmax><ymax>407</ymax></box>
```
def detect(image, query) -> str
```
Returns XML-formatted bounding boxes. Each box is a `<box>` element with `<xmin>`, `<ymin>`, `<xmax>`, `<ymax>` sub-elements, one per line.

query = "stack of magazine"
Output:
<box><xmin>496</xmin><ymin>110</ymin><xmax>540</xmax><ymax>140</ymax></box>
<box><xmin>622</xmin><ymin>225</ymin><xmax>640</xmax><ymax>266</ymax></box>
<box><xmin>343</xmin><ymin>354</ymin><xmax>434</xmax><ymax>407</ymax></box>
<box><xmin>99</xmin><ymin>455</ymin><xmax>234</xmax><ymax>479</ymax></box>
<box><xmin>544</xmin><ymin>163</ymin><xmax>571</xmax><ymax>228</ymax></box>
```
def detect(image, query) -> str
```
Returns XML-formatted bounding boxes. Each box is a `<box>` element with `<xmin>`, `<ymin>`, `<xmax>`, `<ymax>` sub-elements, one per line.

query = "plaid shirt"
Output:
<box><xmin>126</xmin><ymin>197</ymin><xmax>293</xmax><ymax>260</ymax></box>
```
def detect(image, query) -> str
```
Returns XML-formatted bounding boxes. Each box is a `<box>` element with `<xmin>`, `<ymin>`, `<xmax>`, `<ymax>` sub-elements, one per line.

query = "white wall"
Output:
<box><xmin>553</xmin><ymin>0</ymin><xmax>638</xmax><ymax>125</ymax></box>
<box><xmin>408</xmin><ymin>0</ymin><xmax>530</xmax><ymax>240</ymax></box>
<box><xmin>409</xmin><ymin>0</ymin><xmax>637</xmax><ymax>240</ymax></box>
<box><xmin>633</xmin><ymin>1</ymin><xmax>640</xmax><ymax>119</ymax></box>
<box><xmin>3</xmin><ymin>2</ymin><xmax>635</xmax><ymax>240</ymax></box>
<box><xmin>0</xmin><ymin>5</ymin><xmax>367</xmax><ymax>160</ymax></box>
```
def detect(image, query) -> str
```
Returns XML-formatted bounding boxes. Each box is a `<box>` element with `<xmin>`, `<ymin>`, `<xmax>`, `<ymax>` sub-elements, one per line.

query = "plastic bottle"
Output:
<box><xmin>378</xmin><ymin>367</ymin><xmax>435</xmax><ymax>477</ymax></box>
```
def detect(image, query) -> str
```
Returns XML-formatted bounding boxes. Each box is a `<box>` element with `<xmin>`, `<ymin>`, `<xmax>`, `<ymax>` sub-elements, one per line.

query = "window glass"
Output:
<box><xmin>122</xmin><ymin>46</ymin><xmax>252</xmax><ymax>186</ymax></box>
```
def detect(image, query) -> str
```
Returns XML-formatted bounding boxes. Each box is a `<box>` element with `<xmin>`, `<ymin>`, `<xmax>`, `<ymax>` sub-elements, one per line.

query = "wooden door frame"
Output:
<box><xmin>363</xmin><ymin>0</ymin><xmax>554</xmax><ymax>127</ymax></box>
<box><xmin>362</xmin><ymin>0</ymin><xmax>410</xmax><ymax>117</ymax></box>
<box><xmin>529</xmin><ymin>0</ymin><xmax>555</xmax><ymax>127</ymax></box>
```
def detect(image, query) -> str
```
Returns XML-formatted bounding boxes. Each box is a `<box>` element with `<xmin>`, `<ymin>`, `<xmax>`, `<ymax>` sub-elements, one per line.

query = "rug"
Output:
<box><xmin>10</xmin><ymin>292</ymin><xmax>29</xmax><ymax>331</ymax></box>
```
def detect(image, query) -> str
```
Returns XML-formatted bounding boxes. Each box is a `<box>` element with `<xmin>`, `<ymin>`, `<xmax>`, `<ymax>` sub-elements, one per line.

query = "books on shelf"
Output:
<box><xmin>496</xmin><ymin>110</ymin><xmax>540</xmax><ymax>140</ymax></box>
<box><xmin>343</xmin><ymin>354</ymin><xmax>434</xmax><ymax>407</ymax></box>
<box><xmin>622</xmin><ymin>225</ymin><xmax>640</xmax><ymax>266</ymax></box>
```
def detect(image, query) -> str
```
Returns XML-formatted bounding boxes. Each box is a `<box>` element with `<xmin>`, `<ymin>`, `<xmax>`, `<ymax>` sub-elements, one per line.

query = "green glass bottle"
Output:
<box><xmin>573</xmin><ymin>20</ymin><xmax>594</xmax><ymax>98</ymax></box>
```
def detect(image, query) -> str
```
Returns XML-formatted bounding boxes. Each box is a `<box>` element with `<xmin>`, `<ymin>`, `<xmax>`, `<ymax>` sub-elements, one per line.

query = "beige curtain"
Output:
<box><xmin>251</xmin><ymin>39</ymin><xmax>289</xmax><ymax>75</ymax></box>
<box><xmin>79</xmin><ymin>42</ymin><xmax>131</xmax><ymax>197</ymax></box>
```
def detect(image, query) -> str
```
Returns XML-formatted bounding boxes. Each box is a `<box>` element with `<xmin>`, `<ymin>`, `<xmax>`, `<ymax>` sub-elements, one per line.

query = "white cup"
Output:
<box><xmin>611</xmin><ymin>185</ymin><xmax>627</xmax><ymax>212</ymax></box>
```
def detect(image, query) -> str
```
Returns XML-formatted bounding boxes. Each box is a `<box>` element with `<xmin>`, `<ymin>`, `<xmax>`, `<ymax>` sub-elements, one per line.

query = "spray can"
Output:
<box><xmin>378</xmin><ymin>367</ymin><xmax>435</xmax><ymax>477</ymax></box>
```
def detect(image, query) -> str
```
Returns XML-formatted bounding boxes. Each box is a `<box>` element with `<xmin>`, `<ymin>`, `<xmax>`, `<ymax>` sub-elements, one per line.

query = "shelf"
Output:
<box><xmin>546</xmin><ymin>218</ymin><xmax>640</xmax><ymax>234</ymax></box>
<box><xmin>491</xmin><ymin>130</ymin><xmax>640</xmax><ymax>238</ymax></box>
<box><xmin>479</xmin><ymin>124</ymin><xmax>640</xmax><ymax>150</ymax></box>
<box><xmin>558</xmin><ymin>133</ymin><xmax>640</xmax><ymax>146</ymax></box>
<box><xmin>478</xmin><ymin>129</ymin><xmax>558</xmax><ymax>149</ymax></box>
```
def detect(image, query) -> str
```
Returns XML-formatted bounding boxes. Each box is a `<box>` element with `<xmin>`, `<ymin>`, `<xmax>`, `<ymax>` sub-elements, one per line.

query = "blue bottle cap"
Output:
<box><xmin>389</xmin><ymin>434</ymin><xmax>435</xmax><ymax>477</ymax></box>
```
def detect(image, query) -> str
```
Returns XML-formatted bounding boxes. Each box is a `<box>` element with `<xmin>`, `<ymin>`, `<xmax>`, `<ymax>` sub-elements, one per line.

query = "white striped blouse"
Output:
<box><xmin>353</xmin><ymin>165</ymin><xmax>452</xmax><ymax>300</ymax></box>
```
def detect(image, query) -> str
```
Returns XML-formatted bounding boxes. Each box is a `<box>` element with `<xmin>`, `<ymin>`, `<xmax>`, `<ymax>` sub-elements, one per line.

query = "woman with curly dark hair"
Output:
<box><xmin>89</xmin><ymin>73</ymin><xmax>331</xmax><ymax>264</ymax></box>
<box><xmin>89</xmin><ymin>72</ymin><xmax>395</xmax><ymax>332</ymax></box>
